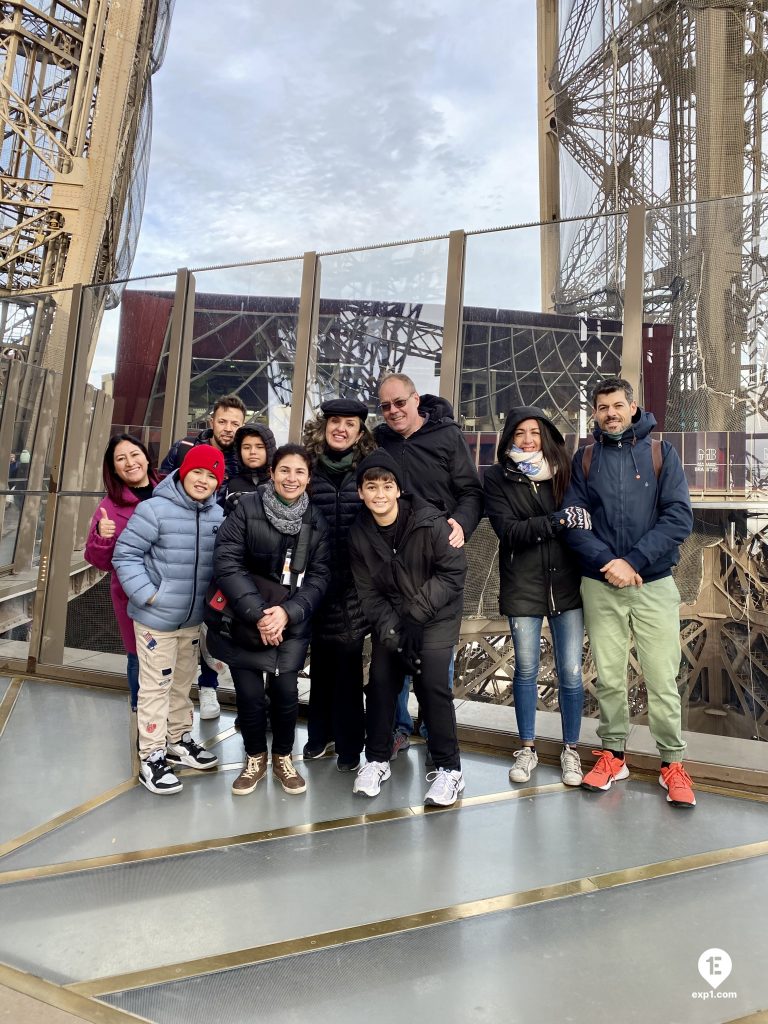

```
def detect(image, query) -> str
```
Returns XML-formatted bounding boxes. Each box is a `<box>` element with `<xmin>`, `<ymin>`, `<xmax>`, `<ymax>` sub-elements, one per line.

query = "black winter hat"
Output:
<box><xmin>320</xmin><ymin>398</ymin><xmax>369</xmax><ymax>421</ymax></box>
<box><xmin>355</xmin><ymin>449</ymin><xmax>404</xmax><ymax>491</ymax></box>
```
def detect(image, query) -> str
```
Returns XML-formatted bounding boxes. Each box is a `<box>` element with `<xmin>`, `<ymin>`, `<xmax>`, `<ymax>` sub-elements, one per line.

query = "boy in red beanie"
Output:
<box><xmin>114</xmin><ymin>445</ymin><xmax>224</xmax><ymax>794</ymax></box>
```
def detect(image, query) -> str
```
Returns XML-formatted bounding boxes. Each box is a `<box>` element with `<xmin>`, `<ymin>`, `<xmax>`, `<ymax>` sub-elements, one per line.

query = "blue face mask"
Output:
<box><xmin>602</xmin><ymin>428</ymin><xmax>625</xmax><ymax>439</ymax></box>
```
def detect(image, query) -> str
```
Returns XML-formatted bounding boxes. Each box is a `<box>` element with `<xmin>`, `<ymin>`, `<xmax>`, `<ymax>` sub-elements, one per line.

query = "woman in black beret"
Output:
<box><xmin>301</xmin><ymin>399</ymin><xmax>377</xmax><ymax>770</ymax></box>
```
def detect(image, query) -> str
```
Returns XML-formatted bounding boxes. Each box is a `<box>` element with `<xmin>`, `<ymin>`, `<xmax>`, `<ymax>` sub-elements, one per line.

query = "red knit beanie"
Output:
<box><xmin>179</xmin><ymin>444</ymin><xmax>225</xmax><ymax>487</ymax></box>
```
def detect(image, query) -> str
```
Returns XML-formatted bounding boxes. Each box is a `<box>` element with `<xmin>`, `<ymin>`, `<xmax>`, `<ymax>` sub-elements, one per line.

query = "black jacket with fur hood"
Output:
<box><xmin>483</xmin><ymin>408</ymin><xmax>582</xmax><ymax>617</ymax></box>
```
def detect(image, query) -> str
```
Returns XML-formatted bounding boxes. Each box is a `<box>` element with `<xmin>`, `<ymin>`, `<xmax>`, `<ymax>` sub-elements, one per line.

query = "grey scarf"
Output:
<box><xmin>261</xmin><ymin>480</ymin><xmax>309</xmax><ymax>534</ymax></box>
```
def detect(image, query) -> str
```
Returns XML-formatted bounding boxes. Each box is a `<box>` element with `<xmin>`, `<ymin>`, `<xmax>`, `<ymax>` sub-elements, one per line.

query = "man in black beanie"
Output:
<box><xmin>347</xmin><ymin>450</ymin><xmax>467</xmax><ymax>806</ymax></box>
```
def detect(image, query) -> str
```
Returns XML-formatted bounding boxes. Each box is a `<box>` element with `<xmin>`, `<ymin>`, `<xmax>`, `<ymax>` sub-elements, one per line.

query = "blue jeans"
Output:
<box><xmin>126</xmin><ymin>652</ymin><xmax>139</xmax><ymax>710</ymax></box>
<box><xmin>394</xmin><ymin>650</ymin><xmax>455</xmax><ymax>738</ymax></box>
<box><xmin>509</xmin><ymin>608</ymin><xmax>584</xmax><ymax>746</ymax></box>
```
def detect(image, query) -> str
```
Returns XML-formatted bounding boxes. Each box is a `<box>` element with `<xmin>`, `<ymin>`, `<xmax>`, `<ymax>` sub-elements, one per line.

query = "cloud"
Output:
<box><xmin>132</xmin><ymin>0</ymin><xmax>538</xmax><ymax>279</ymax></box>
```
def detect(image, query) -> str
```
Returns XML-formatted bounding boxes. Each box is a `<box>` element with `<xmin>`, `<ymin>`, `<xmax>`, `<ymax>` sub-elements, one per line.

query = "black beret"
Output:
<box><xmin>355</xmin><ymin>449</ymin><xmax>404</xmax><ymax>491</ymax></box>
<box><xmin>320</xmin><ymin>398</ymin><xmax>368</xmax><ymax>420</ymax></box>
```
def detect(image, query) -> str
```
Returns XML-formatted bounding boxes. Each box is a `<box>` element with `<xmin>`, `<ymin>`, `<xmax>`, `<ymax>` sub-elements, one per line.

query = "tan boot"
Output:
<box><xmin>272</xmin><ymin>753</ymin><xmax>306</xmax><ymax>794</ymax></box>
<box><xmin>232</xmin><ymin>753</ymin><xmax>267</xmax><ymax>795</ymax></box>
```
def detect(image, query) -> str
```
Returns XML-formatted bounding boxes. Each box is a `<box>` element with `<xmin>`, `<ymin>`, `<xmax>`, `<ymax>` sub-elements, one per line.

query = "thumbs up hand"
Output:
<box><xmin>97</xmin><ymin>507</ymin><xmax>116</xmax><ymax>539</ymax></box>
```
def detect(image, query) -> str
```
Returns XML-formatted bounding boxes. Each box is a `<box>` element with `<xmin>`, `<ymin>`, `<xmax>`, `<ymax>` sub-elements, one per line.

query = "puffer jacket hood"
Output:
<box><xmin>418</xmin><ymin>393</ymin><xmax>456</xmax><ymax>424</ymax></box>
<box><xmin>234</xmin><ymin>421</ymin><xmax>277</xmax><ymax>472</ymax></box>
<box><xmin>496</xmin><ymin>406</ymin><xmax>566</xmax><ymax>463</ymax></box>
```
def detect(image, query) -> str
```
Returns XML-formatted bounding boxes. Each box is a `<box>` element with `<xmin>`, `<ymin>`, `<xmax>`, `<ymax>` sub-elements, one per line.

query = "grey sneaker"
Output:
<box><xmin>232</xmin><ymin>753</ymin><xmax>267</xmax><ymax>795</ymax></box>
<box><xmin>424</xmin><ymin>768</ymin><xmax>465</xmax><ymax>807</ymax></box>
<box><xmin>353</xmin><ymin>760</ymin><xmax>391</xmax><ymax>797</ymax></box>
<box><xmin>509</xmin><ymin>747</ymin><xmax>538</xmax><ymax>783</ymax></box>
<box><xmin>166</xmin><ymin>732</ymin><xmax>218</xmax><ymax>770</ymax></box>
<box><xmin>390</xmin><ymin>732</ymin><xmax>410</xmax><ymax>760</ymax></box>
<box><xmin>560</xmin><ymin>746</ymin><xmax>583</xmax><ymax>786</ymax></box>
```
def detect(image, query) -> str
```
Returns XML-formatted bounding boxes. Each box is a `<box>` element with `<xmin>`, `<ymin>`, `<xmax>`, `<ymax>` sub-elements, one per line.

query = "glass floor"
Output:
<box><xmin>0</xmin><ymin>676</ymin><xmax>765</xmax><ymax>1023</ymax></box>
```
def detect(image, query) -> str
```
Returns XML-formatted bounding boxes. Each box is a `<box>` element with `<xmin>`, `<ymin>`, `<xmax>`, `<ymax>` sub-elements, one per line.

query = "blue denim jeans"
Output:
<box><xmin>394</xmin><ymin>650</ymin><xmax>455</xmax><ymax>738</ymax></box>
<box><xmin>509</xmin><ymin>608</ymin><xmax>584</xmax><ymax>746</ymax></box>
<box><xmin>126</xmin><ymin>652</ymin><xmax>139</xmax><ymax>710</ymax></box>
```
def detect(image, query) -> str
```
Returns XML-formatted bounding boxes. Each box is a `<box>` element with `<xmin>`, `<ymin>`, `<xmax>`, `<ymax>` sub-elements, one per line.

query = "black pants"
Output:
<box><xmin>366</xmin><ymin>640</ymin><xmax>460</xmax><ymax>771</ymax></box>
<box><xmin>230</xmin><ymin>666</ymin><xmax>298</xmax><ymax>756</ymax></box>
<box><xmin>307</xmin><ymin>634</ymin><xmax>365</xmax><ymax>762</ymax></box>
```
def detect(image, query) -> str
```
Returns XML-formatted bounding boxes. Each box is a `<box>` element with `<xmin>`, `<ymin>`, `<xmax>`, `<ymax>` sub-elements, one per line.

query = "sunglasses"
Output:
<box><xmin>378</xmin><ymin>394</ymin><xmax>413</xmax><ymax>413</ymax></box>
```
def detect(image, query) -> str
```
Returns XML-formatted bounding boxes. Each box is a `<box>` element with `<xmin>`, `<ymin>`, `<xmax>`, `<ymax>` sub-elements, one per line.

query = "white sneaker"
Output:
<box><xmin>353</xmin><ymin>760</ymin><xmax>391</xmax><ymax>797</ymax></box>
<box><xmin>166</xmin><ymin>732</ymin><xmax>218</xmax><ymax>770</ymax></box>
<box><xmin>198</xmin><ymin>687</ymin><xmax>220</xmax><ymax>720</ymax></box>
<box><xmin>139</xmin><ymin>751</ymin><xmax>182</xmax><ymax>795</ymax></box>
<box><xmin>560</xmin><ymin>745</ymin><xmax>583</xmax><ymax>786</ymax></box>
<box><xmin>509</xmin><ymin>747</ymin><xmax>538</xmax><ymax>783</ymax></box>
<box><xmin>424</xmin><ymin>768</ymin><xmax>465</xmax><ymax>806</ymax></box>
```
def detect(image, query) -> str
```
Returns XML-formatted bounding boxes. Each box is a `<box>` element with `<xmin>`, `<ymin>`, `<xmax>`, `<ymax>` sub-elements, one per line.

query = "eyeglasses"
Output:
<box><xmin>378</xmin><ymin>394</ymin><xmax>414</xmax><ymax>413</ymax></box>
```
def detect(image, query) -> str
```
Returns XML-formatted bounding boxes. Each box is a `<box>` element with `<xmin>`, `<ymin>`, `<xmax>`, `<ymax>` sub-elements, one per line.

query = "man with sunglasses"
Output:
<box><xmin>374</xmin><ymin>373</ymin><xmax>483</xmax><ymax>759</ymax></box>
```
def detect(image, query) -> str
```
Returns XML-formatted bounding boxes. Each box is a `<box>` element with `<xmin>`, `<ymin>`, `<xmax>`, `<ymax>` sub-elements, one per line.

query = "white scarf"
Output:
<box><xmin>506</xmin><ymin>445</ymin><xmax>554</xmax><ymax>481</ymax></box>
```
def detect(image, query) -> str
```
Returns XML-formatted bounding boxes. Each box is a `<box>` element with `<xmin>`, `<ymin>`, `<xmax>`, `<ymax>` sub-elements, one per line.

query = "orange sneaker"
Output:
<box><xmin>659</xmin><ymin>762</ymin><xmax>696</xmax><ymax>808</ymax></box>
<box><xmin>581</xmin><ymin>750</ymin><xmax>629</xmax><ymax>791</ymax></box>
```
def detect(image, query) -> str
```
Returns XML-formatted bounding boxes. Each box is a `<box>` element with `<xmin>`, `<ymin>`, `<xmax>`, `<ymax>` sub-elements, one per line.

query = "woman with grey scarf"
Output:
<box><xmin>207</xmin><ymin>444</ymin><xmax>331</xmax><ymax>796</ymax></box>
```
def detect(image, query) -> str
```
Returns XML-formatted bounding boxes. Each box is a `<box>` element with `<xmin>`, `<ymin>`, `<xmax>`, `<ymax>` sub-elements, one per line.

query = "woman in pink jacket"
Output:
<box><xmin>84</xmin><ymin>434</ymin><xmax>159</xmax><ymax>709</ymax></box>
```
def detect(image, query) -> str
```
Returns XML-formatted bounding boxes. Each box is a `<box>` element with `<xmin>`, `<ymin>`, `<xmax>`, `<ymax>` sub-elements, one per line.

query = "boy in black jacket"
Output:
<box><xmin>348</xmin><ymin>450</ymin><xmax>467</xmax><ymax>806</ymax></box>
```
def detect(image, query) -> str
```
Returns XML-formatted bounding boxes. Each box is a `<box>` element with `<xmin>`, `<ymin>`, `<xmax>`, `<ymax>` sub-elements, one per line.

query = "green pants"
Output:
<box><xmin>581</xmin><ymin>575</ymin><xmax>685</xmax><ymax>760</ymax></box>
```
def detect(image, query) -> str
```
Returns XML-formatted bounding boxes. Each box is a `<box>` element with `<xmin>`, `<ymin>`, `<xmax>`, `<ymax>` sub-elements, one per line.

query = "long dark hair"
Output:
<box><xmin>538</xmin><ymin>424</ymin><xmax>571</xmax><ymax>506</ymax></box>
<box><xmin>103</xmin><ymin>433</ymin><xmax>158</xmax><ymax>506</ymax></box>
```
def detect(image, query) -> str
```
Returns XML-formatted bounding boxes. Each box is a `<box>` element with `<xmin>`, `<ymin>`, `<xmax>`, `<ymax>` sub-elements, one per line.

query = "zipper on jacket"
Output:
<box><xmin>182</xmin><ymin>505</ymin><xmax>201</xmax><ymax>626</ymax></box>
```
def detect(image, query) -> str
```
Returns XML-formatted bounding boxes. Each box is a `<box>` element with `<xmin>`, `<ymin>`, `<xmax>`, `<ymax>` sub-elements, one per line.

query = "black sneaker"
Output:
<box><xmin>166</xmin><ymin>732</ymin><xmax>218</xmax><ymax>770</ymax></box>
<box><xmin>302</xmin><ymin>740</ymin><xmax>335</xmax><ymax>759</ymax></box>
<box><xmin>139</xmin><ymin>751</ymin><xmax>182</xmax><ymax>795</ymax></box>
<box><xmin>337</xmin><ymin>757</ymin><xmax>361</xmax><ymax>772</ymax></box>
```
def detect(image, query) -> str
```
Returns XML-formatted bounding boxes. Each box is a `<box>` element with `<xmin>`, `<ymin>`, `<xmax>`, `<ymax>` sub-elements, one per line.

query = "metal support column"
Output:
<box><xmin>13</xmin><ymin>369</ymin><xmax>58</xmax><ymax>573</ymax></box>
<box><xmin>159</xmin><ymin>268</ymin><xmax>196</xmax><ymax>459</ymax></box>
<box><xmin>288</xmin><ymin>252</ymin><xmax>319</xmax><ymax>443</ymax></box>
<box><xmin>439</xmin><ymin>230</ymin><xmax>467</xmax><ymax>414</ymax></box>
<box><xmin>27</xmin><ymin>285</ymin><xmax>92</xmax><ymax>670</ymax></box>
<box><xmin>622</xmin><ymin>203</ymin><xmax>646</xmax><ymax>405</ymax></box>
<box><xmin>537</xmin><ymin>0</ymin><xmax>560</xmax><ymax>313</ymax></box>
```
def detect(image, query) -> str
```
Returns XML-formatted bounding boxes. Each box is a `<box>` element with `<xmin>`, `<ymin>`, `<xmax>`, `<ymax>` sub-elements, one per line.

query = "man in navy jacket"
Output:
<box><xmin>564</xmin><ymin>377</ymin><xmax>696</xmax><ymax>808</ymax></box>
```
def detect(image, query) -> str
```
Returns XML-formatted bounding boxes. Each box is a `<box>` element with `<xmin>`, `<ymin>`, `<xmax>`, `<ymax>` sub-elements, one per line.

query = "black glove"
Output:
<box><xmin>549</xmin><ymin>506</ymin><xmax>592</xmax><ymax>532</ymax></box>
<box><xmin>398</xmin><ymin>616</ymin><xmax>424</xmax><ymax>675</ymax></box>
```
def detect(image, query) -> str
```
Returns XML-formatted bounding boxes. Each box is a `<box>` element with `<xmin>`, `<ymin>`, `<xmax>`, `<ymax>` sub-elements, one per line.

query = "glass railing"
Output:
<box><xmin>9</xmin><ymin>196</ymin><xmax>766</xmax><ymax>774</ymax></box>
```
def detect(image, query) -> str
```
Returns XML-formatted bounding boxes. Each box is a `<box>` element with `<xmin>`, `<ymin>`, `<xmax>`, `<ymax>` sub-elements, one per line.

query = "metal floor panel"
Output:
<box><xmin>0</xmin><ymin>734</ymin><xmax>557</xmax><ymax>871</ymax></box>
<box><xmin>0</xmin><ymin>781</ymin><xmax>764</xmax><ymax>984</ymax></box>
<box><xmin>0</xmin><ymin>682</ymin><xmax>132</xmax><ymax>844</ymax></box>
<box><xmin>103</xmin><ymin>856</ymin><xmax>768</xmax><ymax>1024</ymax></box>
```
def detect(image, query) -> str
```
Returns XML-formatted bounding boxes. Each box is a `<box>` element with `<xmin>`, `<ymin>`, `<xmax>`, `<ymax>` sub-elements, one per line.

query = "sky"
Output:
<box><xmin>130</xmin><ymin>0</ymin><xmax>540</xmax><ymax>278</ymax></box>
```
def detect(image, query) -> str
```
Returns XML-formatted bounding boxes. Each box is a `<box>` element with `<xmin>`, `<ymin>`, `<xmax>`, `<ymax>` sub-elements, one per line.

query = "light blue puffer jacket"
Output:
<box><xmin>113</xmin><ymin>472</ymin><xmax>223</xmax><ymax>632</ymax></box>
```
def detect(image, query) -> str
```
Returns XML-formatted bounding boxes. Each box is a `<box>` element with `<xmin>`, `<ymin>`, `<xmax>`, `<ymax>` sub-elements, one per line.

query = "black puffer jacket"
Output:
<box><xmin>207</xmin><ymin>491</ymin><xmax>331</xmax><ymax>674</ymax></box>
<box><xmin>374</xmin><ymin>394</ymin><xmax>484</xmax><ymax>540</ymax></box>
<box><xmin>309</xmin><ymin>461</ymin><xmax>368</xmax><ymax>644</ymax></box>
<box><xmin>484</xmin><ymin>410</ymin><xmax>581</xmax><ymax>617</ymax></box>
<box><xmin>348</xmin><ymin>494</ymin><xmax>466</xmax><ymax>649</ymax></box>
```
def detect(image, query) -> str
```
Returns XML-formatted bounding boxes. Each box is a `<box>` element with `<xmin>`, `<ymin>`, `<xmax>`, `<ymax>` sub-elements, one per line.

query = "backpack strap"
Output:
<box><xmin>581</xmin><ymin>442</ymin><xmax>594</xmax><ymax>480</ymax></box>
<box><xmin>583</xmin><ymin>437</ymin><xmax>663</xmax><ymax>480</ymax></box>
<box><xmin>651</xmin><ymin>438</ymin><xmax>663</xmax><ymax>479</ymax></box>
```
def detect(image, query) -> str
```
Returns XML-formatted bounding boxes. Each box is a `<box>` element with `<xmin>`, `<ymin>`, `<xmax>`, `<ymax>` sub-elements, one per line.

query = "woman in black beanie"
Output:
<box><xmin>301</xmin><ymin>398</ymin><xmax>376</xmax><ymax>771</ymax></box>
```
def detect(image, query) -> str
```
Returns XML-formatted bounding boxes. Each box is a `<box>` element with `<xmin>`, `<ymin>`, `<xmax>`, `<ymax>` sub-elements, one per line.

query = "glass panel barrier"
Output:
<box><xmin>314</xmin><ymin>239</ymin><xmax>451</xmax><ymax>418</ymax></box>
<box><xmin>180</xmin><ymin>260</ymin><xmax>305</xmax><ymax>446</ymax></box>
<box><xmin>642</xmin><ymin>192</ymin><xmax>768</xmax><ymax>753</ymax></box>
<box><xmin>50</xmin><ymin>277</ymin><xmax>178</xmax><ymax>678</ymax></box>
